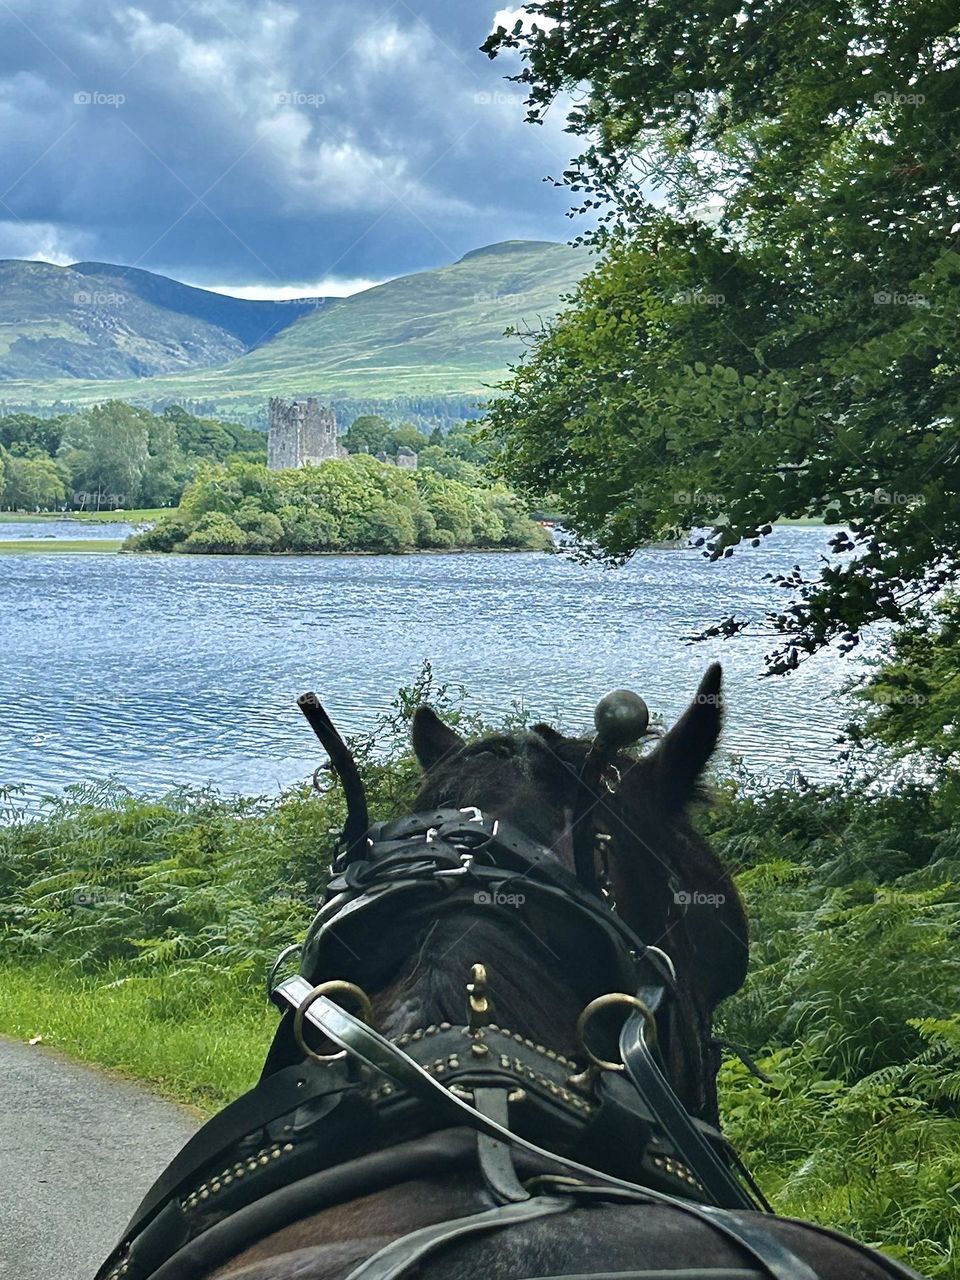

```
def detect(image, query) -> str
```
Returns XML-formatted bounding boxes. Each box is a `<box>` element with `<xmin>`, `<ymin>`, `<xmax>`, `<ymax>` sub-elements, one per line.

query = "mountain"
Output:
<box><xmin>0</xmin><ymin>260</ymin><xmax>325</xmax><ymax>381</ymax></box>
<box><xmin>0</xmin><ymin>241</ymin><xmax>589</xmax><ymax>417</ymax></box>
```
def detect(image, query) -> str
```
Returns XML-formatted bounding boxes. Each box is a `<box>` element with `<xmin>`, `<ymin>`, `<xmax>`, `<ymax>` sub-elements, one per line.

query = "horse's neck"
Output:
<box><xmin>370</xmin><ymin>909</ymin><xmax>584</xmax><ymax>1057</ymax></box>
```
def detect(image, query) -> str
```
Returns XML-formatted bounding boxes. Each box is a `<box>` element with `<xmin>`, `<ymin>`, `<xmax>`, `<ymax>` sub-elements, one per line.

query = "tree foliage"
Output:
<box><xmin>484</xmin><ymin>2</ymin><xmax>960</xmax><ymax>671</ymax></box>
<box><xmin>0</xmin><ymin>403</ymin><xmax>267</xmax><ymax>511</ymax></box>
<box><xmin>131</xmin><ymin>456</ymin><xmax>550</xmax><ymax>555</ymax></box>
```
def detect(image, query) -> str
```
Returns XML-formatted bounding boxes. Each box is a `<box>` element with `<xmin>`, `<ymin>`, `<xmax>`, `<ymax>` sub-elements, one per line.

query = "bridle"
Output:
<box><xmin>95</xmin><ymin>693</ymin><xmax>921</xmax><ymax>1280</ymax></box>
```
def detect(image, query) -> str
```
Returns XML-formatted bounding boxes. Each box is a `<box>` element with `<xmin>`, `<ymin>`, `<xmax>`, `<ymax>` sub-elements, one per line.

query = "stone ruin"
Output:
<box><xmin>373</xmin><ymin>447</ymin><xmax>418</xmax><ymax>469</ymax></box>
<box><xmin>267</xmin><ymin>397</ymin><xmax>347</xmax><ymax>470</ymax></box>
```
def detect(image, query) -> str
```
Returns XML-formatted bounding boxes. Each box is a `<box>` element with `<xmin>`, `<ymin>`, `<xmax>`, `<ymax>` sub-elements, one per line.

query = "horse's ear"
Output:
<box><xmin>646</xmin><ymin>663</ymin><xmax>723</xmax><ymax>809</ymax></box>
<box><xmin>532</xmin><ymin>722</ymin><xmax>564</xmax><ymax>745</ymax></box>
<box><xmin>412</xmin><ymin>706</ymin><xmax>465</xmax><ymax>771</ymax></box>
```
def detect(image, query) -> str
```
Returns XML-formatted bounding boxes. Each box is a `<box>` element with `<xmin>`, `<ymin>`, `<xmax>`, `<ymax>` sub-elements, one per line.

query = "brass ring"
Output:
<box><xmin>293</xmin><ymin>980</ymin><xmax>374</xmax><ymax>1065</ymax></box>
<box><xmin>576</xmin><ymin>992</ymin><xmax>658</xmax><ymax>1072</ymax></box>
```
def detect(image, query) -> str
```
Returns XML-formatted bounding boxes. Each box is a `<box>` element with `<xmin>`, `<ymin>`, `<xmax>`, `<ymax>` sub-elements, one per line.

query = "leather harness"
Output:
<box><xmin>95</xmin><ymin>750</ymin><xmax>924</xmax><ymax>1280</ymax></box>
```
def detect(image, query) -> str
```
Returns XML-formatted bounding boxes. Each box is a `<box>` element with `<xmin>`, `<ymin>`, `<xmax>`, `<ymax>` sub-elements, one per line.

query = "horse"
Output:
<box><xmin>96</xmin><ymin>665</ymin><xmax>924</xmax><ymax>1280</ymax></box>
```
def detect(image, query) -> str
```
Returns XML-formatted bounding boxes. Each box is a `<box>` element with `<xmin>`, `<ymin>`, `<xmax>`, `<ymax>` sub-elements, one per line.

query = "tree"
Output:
<box><xmin>342</xmin><ymin>415</ymin><xmax>392</xmax><ymax>455</ymax></box>
<box><xmin>484</xmin><ymin>3</ymin><xmax>960</xmax><ymax>671</ymax></box>
<box><xmin>391</xmin><ymin>424</ymin><xmax>430</xmax><ymax>454</ymax></box>
<box><xmin>2</xmin><ymin>454</ymin><xmax>67</xmax><ymax>509</ymax></box>
<box><xmin>162</xmin><ymin>405</ymin><xmax>266</xmax><ymax>463</ymax></box>
<box><xmin>134</xmin><ymin>457</ymin><xmax>547</xmax><ymax>555</ymax></box>
<box><xmin>0</xmin><ymin>413</ymin><xmax>67</xmax><ymax>457</ymax></box>
<box><xmin>61</xmin><ymin>402</ymin><xmax>152</xmax><ymax>508</ymax></box>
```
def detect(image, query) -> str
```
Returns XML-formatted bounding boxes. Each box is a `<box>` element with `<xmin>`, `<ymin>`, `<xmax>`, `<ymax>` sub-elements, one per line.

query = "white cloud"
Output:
<box><xmin>203</xmin><ymin>276</ymin><xmax>387</xmax><ymax>299</ymax></box>
<box><xmin>0</xmin><ymin>220</ymin><xmax>92</xmax><ymax>264</ymax></box>
<box><xmin>354</xmin><ymin>23</ymin><xmax>419</xmax><ymax>68</ymax></box>
<box><xmin>491</xmin><ymin>7</ymin><xmax>556</xmax><ymax>35</ymax></box>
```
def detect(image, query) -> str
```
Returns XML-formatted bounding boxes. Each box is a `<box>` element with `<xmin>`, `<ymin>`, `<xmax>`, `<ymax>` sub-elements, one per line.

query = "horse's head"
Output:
<box><xmin>409</xmin><ymin>663</ymin><xmax>747</xmax><ymax>1119</ymax></box>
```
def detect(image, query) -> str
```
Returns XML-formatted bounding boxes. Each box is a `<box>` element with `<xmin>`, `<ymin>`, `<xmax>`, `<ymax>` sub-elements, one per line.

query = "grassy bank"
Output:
<box><xmin>0</xmin><ymin>538</ymin><xmax>124</xmax><ymax>553</ymax></box>
<box><xmin>0</xmin><ymin>508</ymin><xmax>167</xmax><ymax>523</ymax></box>
<box><xmin>0</xmin><ymin>963</ymin><xmax>273</xmax><ymax>1111</ymax></box>
<box><xmin>1</xmin><ymin>707</ymin><xmax>957</xmax><ymax>1274</ymax></box>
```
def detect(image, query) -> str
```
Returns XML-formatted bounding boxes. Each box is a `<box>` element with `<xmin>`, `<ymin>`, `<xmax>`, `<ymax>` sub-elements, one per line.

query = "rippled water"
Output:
<box><xmin>0</xmin><ymin>529</ymin><xmax>858</xmax><ymax>803</ymax></box>
<box><xmin>3</xmin><ymin>520</ymin><xmax>139</xmax><ymax>540</ymax></box>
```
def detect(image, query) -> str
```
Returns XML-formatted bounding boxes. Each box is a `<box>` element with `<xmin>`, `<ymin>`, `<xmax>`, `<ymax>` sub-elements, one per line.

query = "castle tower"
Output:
<box><xmin>267</xmin><ymin>397</ymin><xmax>339</xmax><ymax>470</ymax></box>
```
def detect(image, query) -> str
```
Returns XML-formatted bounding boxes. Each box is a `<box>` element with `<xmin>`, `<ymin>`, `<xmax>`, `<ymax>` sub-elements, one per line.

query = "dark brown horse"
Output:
<box><xmin>99</xmin><ymin>666</ymin><xmax>924</xmax><ymax>1280</ymax></box>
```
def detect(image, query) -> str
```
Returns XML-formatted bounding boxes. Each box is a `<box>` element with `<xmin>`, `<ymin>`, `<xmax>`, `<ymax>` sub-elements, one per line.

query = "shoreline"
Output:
<box><xmin>0</xmin><ymin>508</ymin><xmax>168</xmax><ymax>524</ymax></box>
<box><xmin>0</xmin><ymin>540</ymin><xmax>547</xmax><ymax>557</ymax></box>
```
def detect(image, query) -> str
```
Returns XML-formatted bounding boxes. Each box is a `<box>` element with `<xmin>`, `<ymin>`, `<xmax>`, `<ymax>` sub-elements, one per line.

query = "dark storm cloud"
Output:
<box><xmin>0</xmin><ymin>0</ymin><xmax>575</xmax><ymax>287</ymax></box>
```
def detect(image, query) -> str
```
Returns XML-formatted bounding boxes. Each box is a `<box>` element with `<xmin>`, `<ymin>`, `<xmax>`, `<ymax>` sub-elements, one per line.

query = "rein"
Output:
<box><xmin>95</xmin><ymin>694</ymin><xmax>922</xmax><ymax>1280</ymax></box>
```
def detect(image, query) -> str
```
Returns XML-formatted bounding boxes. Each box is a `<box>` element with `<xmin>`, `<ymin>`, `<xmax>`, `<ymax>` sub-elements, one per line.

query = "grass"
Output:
<box><xmin>0</xmin><ymin>508</ymin><xmax>167</xmax><ymax>523</ymax></box>
<box><xmin>0</xmin><ymin>962</ymin><xmax>272</xmax><ymax>1113</ymax></box>
<box><xmin>0</xmin><ymin>538</ymin><xmax>124</xmax><ymax>553</ymax></box>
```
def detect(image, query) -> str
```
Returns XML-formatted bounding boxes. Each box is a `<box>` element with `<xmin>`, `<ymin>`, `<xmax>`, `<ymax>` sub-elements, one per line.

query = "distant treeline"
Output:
<box><xmin>0</xmin><ymin>405</ymin><xmax>497</xmax><ymax>514</ymax></box>
<box><xmin>0</xmin><ymin>393</ymin><xmax>486</xmax><ymax>433</ymax></box>
<box><xmin>131</xmin><ymin>455</ymin><xmax>550</xmax><ymax>555</ymax></box>
<box><xmin>0</xmin><ymin>403</ymin><xmax>265</xmax><ymax>511</ymax></box>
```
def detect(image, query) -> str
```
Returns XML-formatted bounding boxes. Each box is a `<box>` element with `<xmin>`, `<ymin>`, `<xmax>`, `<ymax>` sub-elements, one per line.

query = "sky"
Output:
<box><xmin>0</xmin><ymin>1</ymin><xmax>575</xmax><ymax>297</ymax></box>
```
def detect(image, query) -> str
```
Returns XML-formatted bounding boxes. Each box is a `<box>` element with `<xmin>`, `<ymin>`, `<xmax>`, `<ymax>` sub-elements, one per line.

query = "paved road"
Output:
<box><xmin>0</xmin><ymin>1036</ymin><xmax>199</xmax><ymax>1280</ymax></box>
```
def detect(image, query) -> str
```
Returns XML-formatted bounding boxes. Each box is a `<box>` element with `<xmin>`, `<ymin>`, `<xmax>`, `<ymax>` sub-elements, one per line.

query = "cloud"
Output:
<box><xmin>0</xmin><ymin>0</ymin><xmax>580</xmax><ymax>288</ymax></box>
<box><xmin>491</xmin><ymin>7</ymin><xmax>557</xmax><ymax>35</ymax></box>
<box><xmin>203</xmin><ymin>276</ymin><xmax>385</xmax><ymax>299</ymax></box>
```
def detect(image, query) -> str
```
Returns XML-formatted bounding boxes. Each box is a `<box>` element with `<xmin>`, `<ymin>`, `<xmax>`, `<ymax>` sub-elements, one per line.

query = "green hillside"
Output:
<box><xmin>0</xmin><ymin>260</ymin><xmax>324</xmax><ymax>381</ymax></box>
<box><xmin>0</xmin><ymin>242</ymin><xmax>588</xmax><ymax>417</ymax></box>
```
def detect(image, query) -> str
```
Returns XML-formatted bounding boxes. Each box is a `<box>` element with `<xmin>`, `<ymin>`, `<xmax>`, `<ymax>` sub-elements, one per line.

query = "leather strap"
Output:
<box><xmin>274</xmin><ymin>979</ymin><xmax>822</xmax><ymax>1280</ymax></box>
<box><xmin>117</xmin><ymin>1060</ymin><xmax>355</xmax><ymax>1246</ymax></box>
<box><xmin>523</xmin><ymin>1273</ymin><xmax>763</xmax><ymax>1280</ymax></box>
<box><xmin>473</xmin><ymin>1087</ymin><xmax>530</xmax><ymax>1204</ymax></box>
<box><xmin>342</xmin><ymin>1194</ymin><xmax>573</xmax><ymax>1280</ymax></box>
<box><xmin>618</xmin><ymin>1011</ymin><xmax>763</xmax><ymax>1211</ymax></box>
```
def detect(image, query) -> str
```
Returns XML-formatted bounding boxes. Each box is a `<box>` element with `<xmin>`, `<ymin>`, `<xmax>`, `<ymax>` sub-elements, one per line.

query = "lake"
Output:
<box><xmin>2</xmin><ymin>520</ymin><xmax>142</xmax><ymax>541</ymax></box>
<box><xmin>0</xmin><ymin>528</ymin><xmax>858</xmax><ymax>804</ymax></box>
